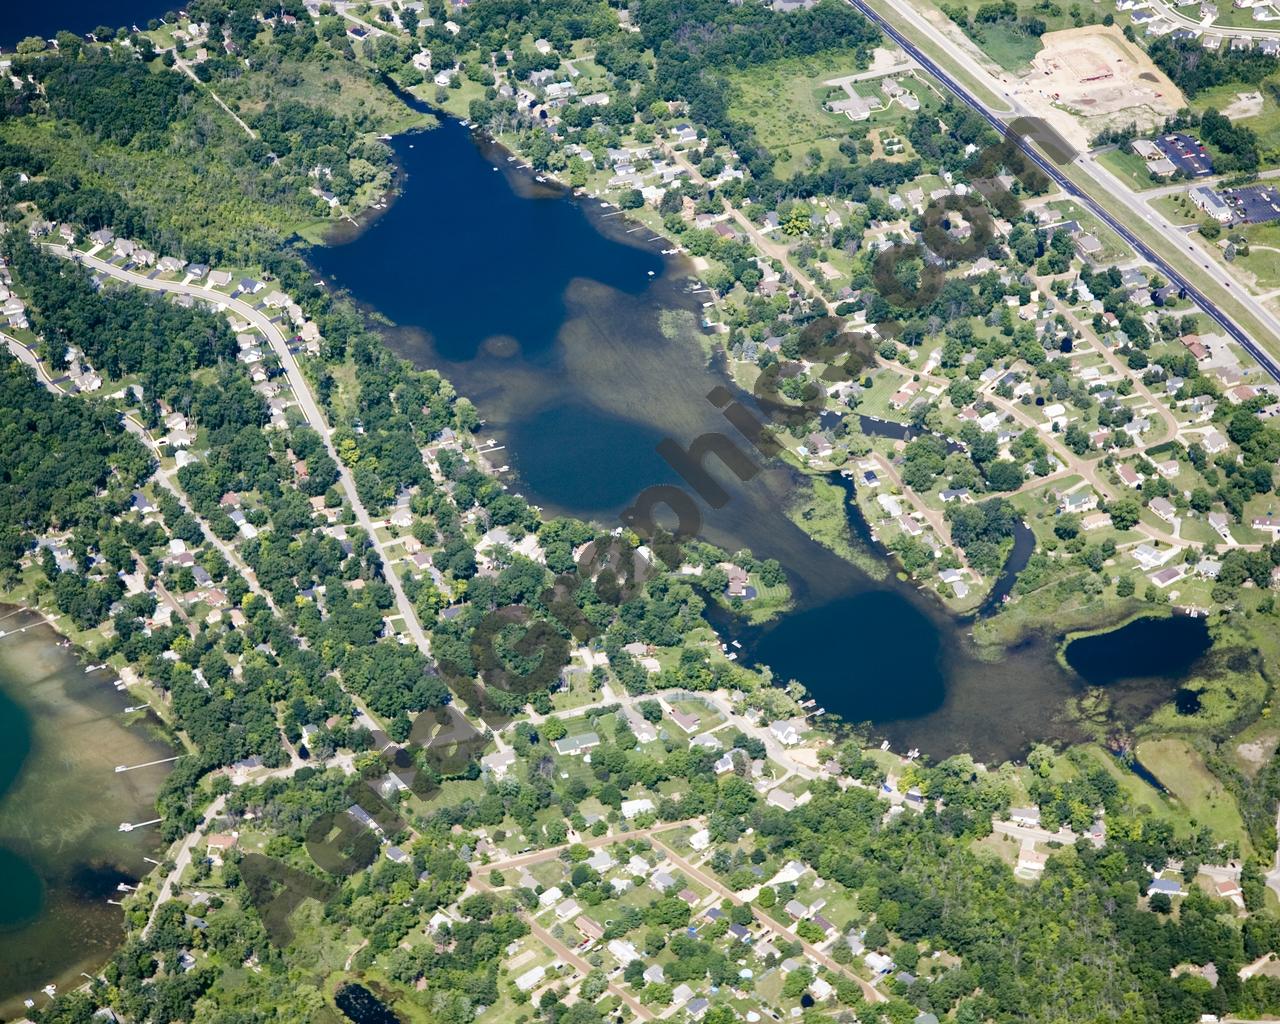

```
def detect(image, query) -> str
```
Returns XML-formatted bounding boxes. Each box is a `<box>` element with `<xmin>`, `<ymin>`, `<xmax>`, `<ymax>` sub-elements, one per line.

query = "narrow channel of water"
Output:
<box><xmin>0</xmin><ymin>608</ymin><xmax>175</xmax><ymax>1017</ymax></box>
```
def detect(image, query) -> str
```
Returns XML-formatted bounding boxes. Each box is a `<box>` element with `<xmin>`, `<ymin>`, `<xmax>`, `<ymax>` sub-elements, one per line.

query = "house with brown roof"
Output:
<box><xmin>205</xmin><ymin>833</ymin><xmax>238</xmax><ymax>865</ymax></box>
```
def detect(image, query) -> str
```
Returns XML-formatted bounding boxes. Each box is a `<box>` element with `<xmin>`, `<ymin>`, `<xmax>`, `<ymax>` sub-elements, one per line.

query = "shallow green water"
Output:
<box><xmin>0</xmin><ymin>609</ymin><xmax>174</xmax><ymax>1016</ymax></box>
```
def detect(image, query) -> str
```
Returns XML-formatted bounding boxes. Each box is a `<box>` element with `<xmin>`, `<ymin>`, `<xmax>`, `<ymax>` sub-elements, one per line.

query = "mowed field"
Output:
<box><xmin>1135</xmin><ymin>737</ymin><xmax>1251</xmax><ymax>855</ymax></box>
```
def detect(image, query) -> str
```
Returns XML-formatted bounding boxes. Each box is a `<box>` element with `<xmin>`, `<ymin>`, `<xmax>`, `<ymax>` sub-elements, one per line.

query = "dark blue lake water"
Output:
<box><xmin>1</xmin><ymin>0</ymin><xmax>176</xmax><ymax>50</ymax></box>
<box><xmin>310</xmin><ymin>114</ymin><xmax>1214</xmax><ymax>760</ymax></box>
<box><xmin>1064</xmin><ymin>615</ymin><xmax>1212</xmax><ymax>686</ymax></box>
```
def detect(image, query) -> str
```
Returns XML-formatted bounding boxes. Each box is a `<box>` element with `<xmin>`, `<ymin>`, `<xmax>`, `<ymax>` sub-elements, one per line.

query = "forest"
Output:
<box><xmin>5</xmin><ymin>235</ymin><xmax>238</xmax><ymax>397</ymax></box>
<box><xmin>1148</xmin><ymin>36</ymin><xmax>1280</xmax><ymax>99</ymax></box>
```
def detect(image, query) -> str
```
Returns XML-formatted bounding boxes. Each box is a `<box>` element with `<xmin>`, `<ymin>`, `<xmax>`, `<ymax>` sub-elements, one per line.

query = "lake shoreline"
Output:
<box><xmin>303</xmin><ymin>108</ymin><xmax>1223</xmax><ymax>764</ymax></box>
<box><xmin>0</xmin><ymin>602</ymin><xmax>176</xmax><ymax>1018</ymax></box>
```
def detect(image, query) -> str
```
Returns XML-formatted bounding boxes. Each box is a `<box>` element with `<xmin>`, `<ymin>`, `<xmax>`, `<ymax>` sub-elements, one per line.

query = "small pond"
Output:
<box><xmin>1064</xmin><ymin>615</ymin><xmax>1212</xmax><ymax>686</ymax></box>
<box><xmin>335</xmin><ymin>983</ymin><xmax>401</xmax><ymax>1024</ymax></box>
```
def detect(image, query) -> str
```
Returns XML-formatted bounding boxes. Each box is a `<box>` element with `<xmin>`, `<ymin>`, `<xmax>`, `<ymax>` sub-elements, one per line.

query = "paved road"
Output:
<box><xmin>847</xmin><ymin>0</ymin><xmax>1280</xmax><ymax>386</ymax></box>
<box><xmin>648</xmin><ymin>836</ymin><xmax>885</xmax><ymax>1004</ymax></box>
<box><xmin>48</xmin><ymin>246</ymin><xmax>438</xmax><ymax>693</ymax></box>
<box><xmin>1144</xmin><ymin>0</ymin><xmax>1280</xmax><ymax>41</ymax></box>
<box><xmin>142</xmin><ymin>794</ymin><xmax>227</xmax><ymax>939</ymax></box>
<box><xmin>1266</xmin><ymin>809</ymin><xmax>1280</xmax><ymax>902</ymax></box>
<box><xmin>480</xmin><ymin>818</ymin><xmax>703</xmax><ymax>874</ymax></box>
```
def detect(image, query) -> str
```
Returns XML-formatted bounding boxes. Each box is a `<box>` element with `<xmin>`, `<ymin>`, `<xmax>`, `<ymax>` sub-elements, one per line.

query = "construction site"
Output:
<box><xmin>1014</xmin><ymin>26</ymin><xmax>1186</xmax><ymax>149</ymax></box>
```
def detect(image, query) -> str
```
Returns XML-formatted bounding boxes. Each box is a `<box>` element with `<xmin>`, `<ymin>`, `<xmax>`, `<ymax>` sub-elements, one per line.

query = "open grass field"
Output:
<box><xmin>216</xmin><ymin>57</ymin><xmax>429</xmax><ymax>136</ymax></box>
<box><xmin>1134</xmin><ymin>738</ymin><xmax>1251</xmax><ymax>854</ymax></box>
<box><xmin>962</xmin><ymin>21</ymin><xmax>1043</xmax><ymax>72</ymax></box>
<box><xmin>1096</xmin><ymin>147</ymin><xmax>1166</xmax><ymax>191</ymax></box>
<box><xmin>1191</xmin><ymin>80</ymin><xmax>1280</xmax><ymax>166</ymax></box>
<box><xmin>726</xmin><ymin>49</ymin><xmax>929</xmax><ymax>175</ymax></box>
<box><xmin>727</xmin><ymin>49</ymin><xmax>873</xmax><ymax>153</ymax></box>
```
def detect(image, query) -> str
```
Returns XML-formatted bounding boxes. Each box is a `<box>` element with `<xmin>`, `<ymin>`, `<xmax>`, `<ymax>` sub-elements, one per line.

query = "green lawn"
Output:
<box><xmin>1096</xmin><ymin>147</ymin><xmax>1166</xmax><ymax>192</ymax></box>
<box><xmin>1134</xmin><ymin>738</ymin><xmax>1251</xmax><ymax>855</ymax></box>
<box><xmin>1044</xmin><ymin>200</ymin><xmax>1133</xmax><ymax>263</ymax></box>
<box><xmin>1154</xmin><ymin>192</ymin><xmax>1280</xmax><ymax>290</ymax></box>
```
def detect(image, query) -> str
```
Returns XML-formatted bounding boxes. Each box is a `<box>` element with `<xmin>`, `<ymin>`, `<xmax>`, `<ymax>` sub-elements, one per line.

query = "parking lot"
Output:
<box><xmin>1221</xmin><ymin>184</ymin><xmax>1280</xmax><ymax>224</ymax></box>
<box><xmin>1155</xmin><ymin>133</ymin><xmax>1215</xmax><ymax>177</ymax></box>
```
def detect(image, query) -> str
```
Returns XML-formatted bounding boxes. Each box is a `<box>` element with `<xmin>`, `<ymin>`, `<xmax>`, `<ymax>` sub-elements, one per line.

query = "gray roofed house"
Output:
<box><xmin>1148</xmin><ymin>878</ymin><xmax>1183</xmax><ymax>896</ymax></box>
<box><xmin>553</xmin><ymin>731</ymin><xmax>601</xmax><ymax>756</ymax></box>
<box><xmin>347</xmin><ymin>804</ymin><xmax>380</xmax><ymax>831</ymax></box>
<box><xmin>1010</xmin><ymin>806</ymin><xmax>1040</xmax><ymax>826</ymax></box>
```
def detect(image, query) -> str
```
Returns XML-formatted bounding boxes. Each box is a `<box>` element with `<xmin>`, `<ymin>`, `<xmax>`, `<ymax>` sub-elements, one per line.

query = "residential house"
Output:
<box><xmin>552</xmin><ymin>732</ymin><xmax>600</xmax><ymax>756</ymax></box>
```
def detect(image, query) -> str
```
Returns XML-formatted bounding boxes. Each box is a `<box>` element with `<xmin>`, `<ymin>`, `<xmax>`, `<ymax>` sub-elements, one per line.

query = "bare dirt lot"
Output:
<box><xmin>1012</xmin><ymin>26</ymin><xmax>1186</xmax><ymax>150</ymax></box>
<box><xmin>1224</xmin><ymin>90</ymin><xmax>1265</xmax><ymax>119</ymax></box>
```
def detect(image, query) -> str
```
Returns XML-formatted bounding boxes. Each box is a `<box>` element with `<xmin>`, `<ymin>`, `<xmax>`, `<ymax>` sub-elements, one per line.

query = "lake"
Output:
<box><xmin>1064</xmin><ymin>615</ymin><xmax>1213</xmax><ymax>686</ymax></box>
<box><xmin>0</xmin><ymin>609</ymin><xmax>175</xmax><ymax>1017</ymax></box>
<box><xmin>310</xmin><ymin>115</ymin><xmax>1219</xmax><ymax>761</ymax></box>
<box><xmin>1</xmin><ymin>0</ymin><xmax>176</xmax><ymax>50</ymax></box>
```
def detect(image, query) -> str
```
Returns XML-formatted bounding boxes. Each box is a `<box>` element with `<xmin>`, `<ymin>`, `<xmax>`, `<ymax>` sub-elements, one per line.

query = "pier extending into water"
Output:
<box><xmin>118</xmin><ymin>818</ymin><xmax>163</xmax><ymax>833</ymax></box>
<box><xmin>115</xmin><ymin>756</ymin><xmax>180</xmax><ymax>773</ymax></box>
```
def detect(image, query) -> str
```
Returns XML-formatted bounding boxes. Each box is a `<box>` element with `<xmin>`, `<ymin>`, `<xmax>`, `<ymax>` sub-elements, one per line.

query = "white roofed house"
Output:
<box><xmin>770</xmin><ymin>718</ymin><xmax>805</xmax><ymax>745</ymax></box>
<box><xmin>620</xmin><ymin>797</ymin><xmax>655</xmax><ymax>819</ymax></box>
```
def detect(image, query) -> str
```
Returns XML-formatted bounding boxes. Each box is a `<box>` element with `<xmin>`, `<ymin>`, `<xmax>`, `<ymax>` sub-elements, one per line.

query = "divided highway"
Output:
<box><xmin>848</xmin><ymin>0</ymin><xmax>1280</xmax><ymax>385</ymax></box>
